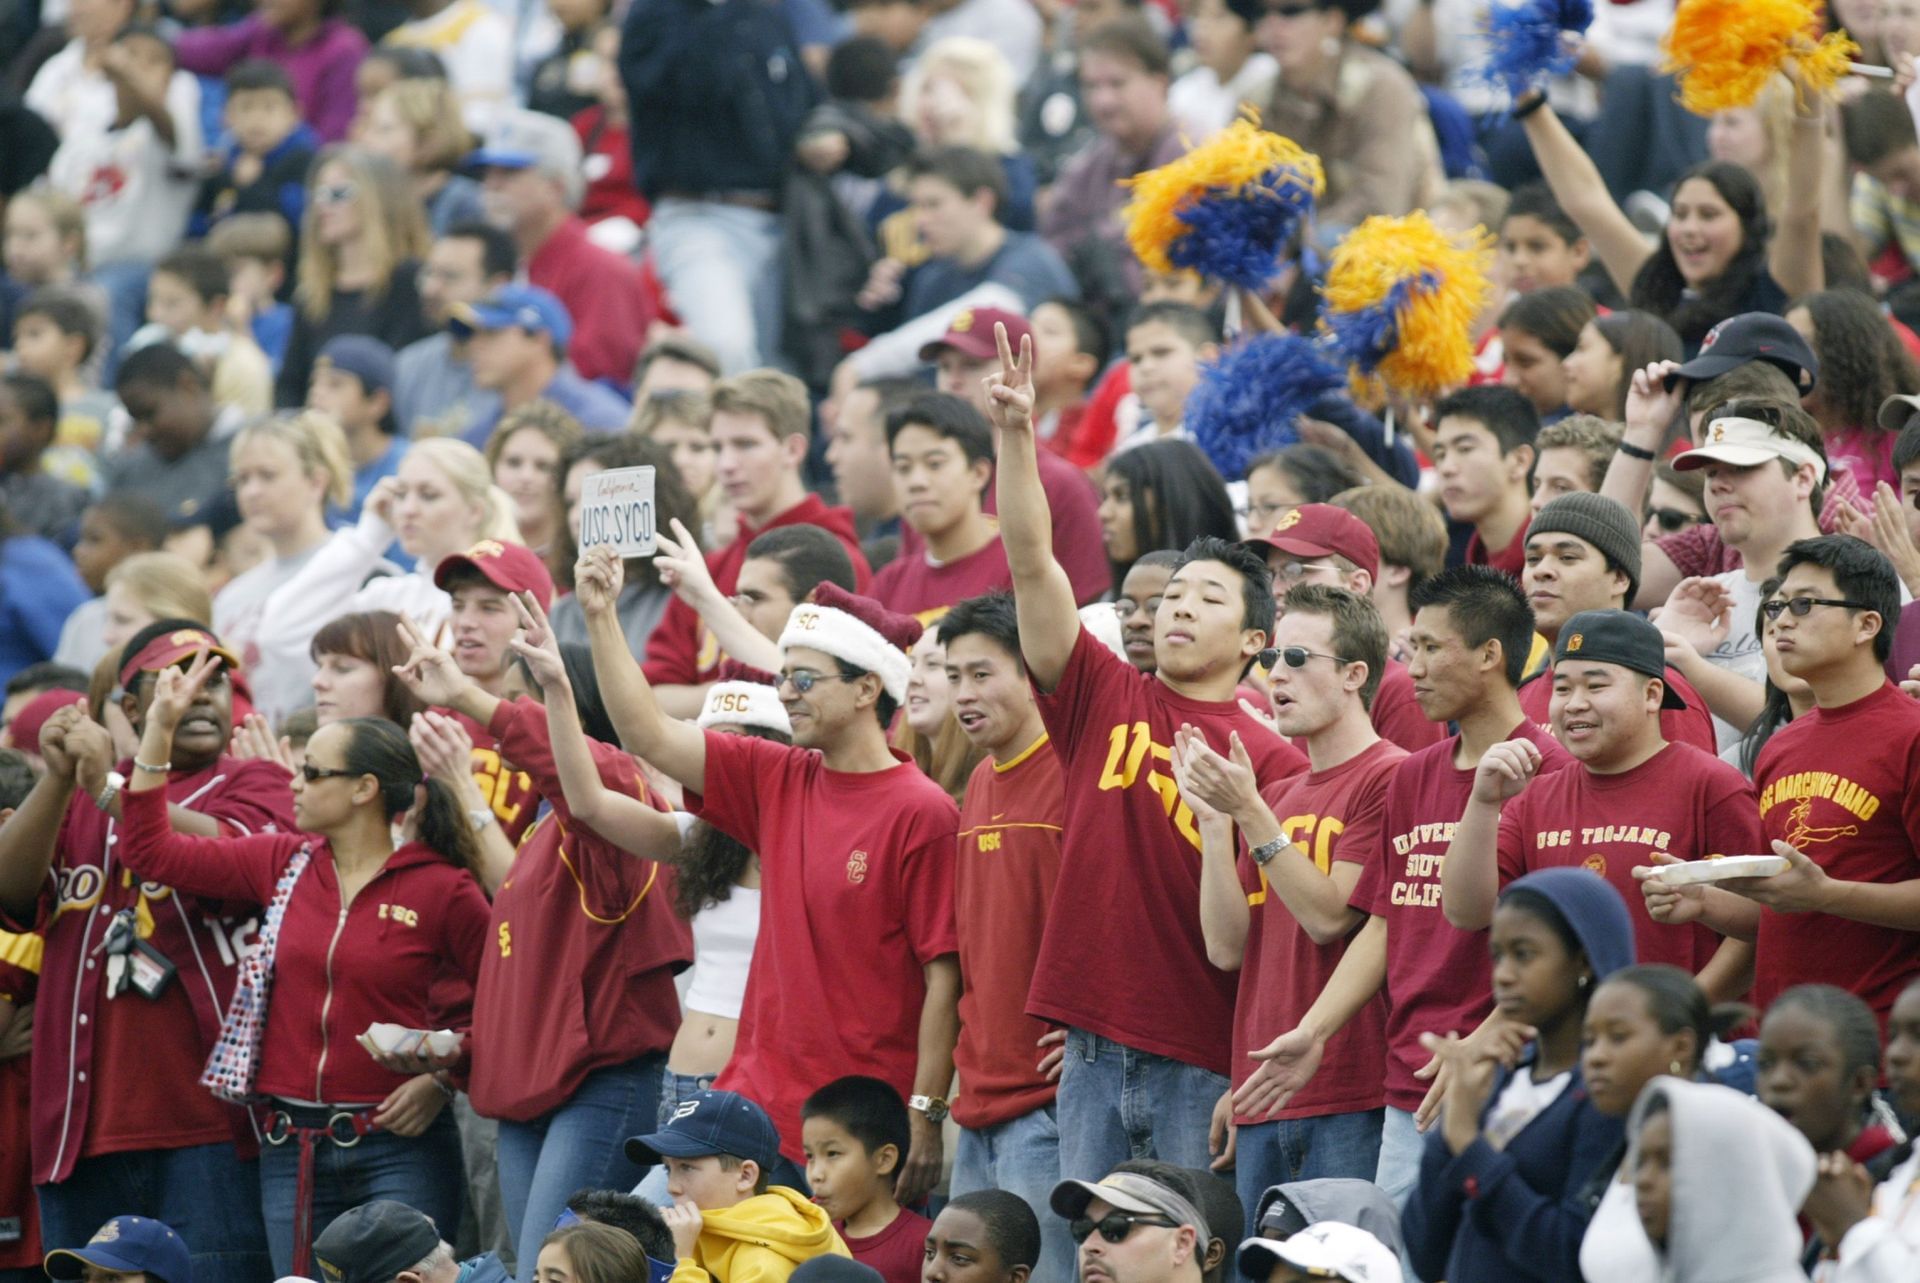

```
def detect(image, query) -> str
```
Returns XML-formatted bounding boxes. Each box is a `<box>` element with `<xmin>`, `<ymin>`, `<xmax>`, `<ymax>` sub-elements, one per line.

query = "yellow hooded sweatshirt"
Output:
<box><xmin>669</xmin><ymin>1187</ymin><xmax>852</xmax><ymax>1283</ymax></box>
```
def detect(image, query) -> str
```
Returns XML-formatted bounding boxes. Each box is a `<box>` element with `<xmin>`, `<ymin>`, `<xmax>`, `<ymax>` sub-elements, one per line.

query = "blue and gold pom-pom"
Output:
<box><xmin>1480</xmin><ymin>0</ymin><xmax>1593</xmax><ymax>97</ymax></box>
<box><xmin>1122</xmin><ymin>114</ymin><xmax>1325</xmax><ymax>291</ymax></box>
<box><xmin>1185</xmin><ymin>334</ymin><xmax>1347</xmax><ymax>481</ymax></box>
<box><xmin>1321</xmin><ymin>212</ymin><xmax>1495</xmax><ymax>399</ymax></box>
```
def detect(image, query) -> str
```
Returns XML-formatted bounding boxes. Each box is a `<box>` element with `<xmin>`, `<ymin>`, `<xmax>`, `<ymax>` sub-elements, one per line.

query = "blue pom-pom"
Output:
<box><xmin>1168</xmin><ymin>169</ymin><xmax>1319</xmax><ymax>290</ymax></box>
<box><xmin>1479</xmin><ymin>0</ymin><xmax>1593</xmax><ymax>97</ymax></box>
<box><xmin>1185</xmin><ymin>334</ymin><xmax>1347</xmax><ymax>480</ymax></box>
<box><xmin>1325</xmin><ymin>274</ymin><xmax>1434</xmax><ymax>375</ymax></box>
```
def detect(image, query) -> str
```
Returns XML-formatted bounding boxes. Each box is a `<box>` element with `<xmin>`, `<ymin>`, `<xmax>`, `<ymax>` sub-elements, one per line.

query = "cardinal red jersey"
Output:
<box><xmin>952</xmin><ymin>734</ymin><xmax>1063</xmax><ymax>1130</ymax></box>
<box><xmin>1753</xmin><ymin>682</ymin><xmax>1920</xmax><ymax>1022</ymax></box>
<box><xmin>1030</xmin><ymin>627</ymin><xmax>1307</xmax><ymax>1074</ymax></box>
<box><xmin>869</xmin><ymin>534</ymin><xmax>1013</xmax><ymax>625</ymax></box>
<box><xmin>1495</xmin><ymin>742</ymin><xmax>1764</xmax><ymax>972</ymax></box>
<box><xmin>0</xmin><ymin>925</ymin><xmax>40</xmax><ymax>1270</ymax></box>
<box><xmin>450</xmin><ymin>709</ymin><xmax>540</xmax><ymax>846</ymax></box>
<box><xmin>692</xmin><ymin>733</ymin><xmax>958</xmax><ymax>1162</ymax></box>
<box><xmin>1518</xmin><ymin>662</ymin><xmax>1718</xmax><ymax>756</ymax></box>
<box><xmin>641</xmin><ymin>495</ymin><xmax>872</xmax><ymax>687</ymax></box>
<box><xmin>1232</xmin><ymin>738</ymin><xmax>1405</xmax><ymax>1125</ymax></box>
<box><xmin>1351</xmin><ymin>720</ymin><xmax>1572</xmax><ymax>1111</ymax></box>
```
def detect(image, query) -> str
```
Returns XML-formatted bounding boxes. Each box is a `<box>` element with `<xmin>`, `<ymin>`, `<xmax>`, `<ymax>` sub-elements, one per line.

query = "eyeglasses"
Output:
<box><xmin>300</xmin><ymin>764</ymin><xmax>360</xmax><ymax>783</ymax></box>
<box><xmin>1760</xmin><ymin>596</ymin><xmax>1872</xmax><ymax>621</ymax></box>
<box><xmin>1257</xmin><ymin>646</ymin><xmax>1350</xmax><ymax>671</ymax></box>
<box><xmin>1272</xmin><ymin>561</ymin><xmax>1335</xmax><ymax>584</ymax></box>
<box><xmin>776</xmin><ymin>670</ymin><xmax>851</xmax><ymax>694</ymax></box>
<box><xmin>1648</xmin><ymin>506</ymin><xmax>1705</xmax><ymax>533</ymax></box>
<box><xmin>1068</xmin><ymin>1214</ymin><xmax>1177</xmax><ymax>1246</ymax></box>
<box><xmin>313</xmin><ymin>181</ymin><xmax>358</xmax><ymax>206</ymax></box>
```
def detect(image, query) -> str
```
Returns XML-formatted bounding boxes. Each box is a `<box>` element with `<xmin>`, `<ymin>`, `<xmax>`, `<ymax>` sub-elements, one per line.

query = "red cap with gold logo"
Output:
<box><xmin>1241</xmin><ymin>503</ymin><xmax>1380</xmax><ymax>580</ymax></box>
<box><xmin>117</xmin><ymin>627</ymin><xmax>242</xmax><ymax>690</ymax></box>
<box><xmin>433</xmin><ymin>539</ymin><xmax>555</xmax><ymax>610</ymax></box>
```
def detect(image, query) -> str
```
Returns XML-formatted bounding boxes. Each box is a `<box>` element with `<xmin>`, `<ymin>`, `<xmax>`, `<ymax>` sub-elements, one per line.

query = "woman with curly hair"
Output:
<box><xmin>1785</xmin><ymin>290</ymin><xmax>1920</xmax><ymax>494</ymax></box>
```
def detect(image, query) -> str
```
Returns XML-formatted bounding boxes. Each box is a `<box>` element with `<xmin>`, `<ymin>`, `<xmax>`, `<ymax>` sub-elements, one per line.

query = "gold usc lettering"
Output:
<box><xmin>1098</xmin><ymin>721</ymin><xmax>1203</xmax><ymax>849</ymax></box>
<box><xmin>497</xmin><ymin>922</ymin><xmax>512</xmax><ymax>957</ymax></box>
<box><xmin>1250</xmin><ymin>813</ymin><xmax>1346</xmax><ymax>905</ymax></box>
<box><xmin>978</xmin><ymin>831</ymin><xmax>1003</xmax><ymax>852</ymax></box>
<box><xmin>377</xmin><ymin>903</ymin><xmax>419</xmax><ymax>928</ymax></box>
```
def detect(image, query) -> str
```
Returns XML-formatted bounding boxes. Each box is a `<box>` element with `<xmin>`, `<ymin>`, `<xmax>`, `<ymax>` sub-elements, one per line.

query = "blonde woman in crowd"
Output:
<box><xmin>358</xmin><ymin>79</ymin><xmax>486</xmax><ymax>236</ymax></box>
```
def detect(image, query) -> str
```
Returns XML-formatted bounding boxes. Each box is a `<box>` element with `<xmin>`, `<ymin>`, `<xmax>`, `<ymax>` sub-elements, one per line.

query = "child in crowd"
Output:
<box><xmin>306</xmin><ymin>335</ymin><xmax>402</xmax><ymax>521</ymax></box>
<box><xmin>922</xmin><ymin>1191</ymin><xmax>1040</xmax><ymax>1283</ymax></box>
<box><xmin>1497</xmin><ymin>183</ymin><xmax>1592</xmax><ymax>297</ymax></box>
<box><xmin>0</xmin><ymin>372</ymin><xmax>87</xmax><ymax>544</ymax></box>
<box><xmin>800</xmin><ymin>1077</ymin><xmax>931</xmax><ymax>1283</ymax></box>
<box><xmin>1498</xmin><ymin>286</ymin><xmax>1594</xmax><ymax>421</ymax></box>
<box><xmin>1</xmin><ymin>190</ymin><xmax>94</xmax><ymax>344</ymax></box>
<box><xmin>193</xmin><ymin>59</ymin><xmax>317</xmax><ymax>241</ymax></box>
<box><xmin>11</xmin><ymin>287</ymin><xmax>118</xmax><ymax>487</ymax></box>
<box><xmin>205</xmin><ymin>213</ymin><xmax>296</xmax><ymax>371</ymax></box>
<box><xmin>570</xmin><ymin>23</ymin><xmax>650</xmax><ymax>240</ymax></box>
<box><xmin>138</xmin><ymin>244</ymin><xmax>274</xmax><ymax>413</ymax></box>
<box><xmin>52</xmin><ymin>494</ymin><xmax>168</xmax><ymax>673</ymax></box>
<box><xmin>1114</xmin><ymin>301</ymin><xmax>1218</xmax><ymax>453</ymax></box>
<box><xmin>629</xmin><ymin>1089</ymin><xmax>850</xmax><ymax>1283</ymax></box>
<box><xmin>1027</xmin><ymin>297</ymin><xmax>1105</xmax><ymax>466</ymax></box>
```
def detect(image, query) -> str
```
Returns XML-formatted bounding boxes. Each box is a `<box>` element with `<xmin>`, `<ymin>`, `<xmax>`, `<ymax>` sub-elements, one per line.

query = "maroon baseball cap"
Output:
<box><xmin>4</xmin><ymin>688</ymin><xmax>87</xmax><ymax>752</ymax></box>
<box><xmin>918</xmin><ymin>306</ymin><xmax>1031</xmax><ymax>362</ymax></box>
<box><xmin>1243</xmin><ymin>503</ymin><xmax>1380</xmax><ymax>580</ymax></box>
<box><xmin>433</xmin><ymin>539</ymin><xmax>555</xmax><ymax>610</ymax></box>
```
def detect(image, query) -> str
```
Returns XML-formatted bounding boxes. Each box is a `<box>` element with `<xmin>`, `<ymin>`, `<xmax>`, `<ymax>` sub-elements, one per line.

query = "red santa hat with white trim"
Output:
<box><xmin>777</xmin><ymin>582</ymin><xmax>922</xmax><ymax>703</ymax></box>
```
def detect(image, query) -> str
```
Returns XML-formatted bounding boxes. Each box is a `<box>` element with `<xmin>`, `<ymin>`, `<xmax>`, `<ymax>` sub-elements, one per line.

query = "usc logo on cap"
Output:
<box><xmin>1710</xmin><ymin>423</ymin><xmax>1727</xmax><ymax>443</ymax></box>
<box><xmin>1274</xmin><ymin>509</ymin><xmax>1303</xmax><ymax>531</ymax></box>
<box><xmin>467</xmin><ymin>539</ymin><xmax>507</xmax><ymax>560</ymax></box>
<box><xmin>1566</xmin><ymin>634</ymin><xmax>1583</xmax><ymax>652</ymax></box>
<box><xmin>951</xmin><ymin>309</ymin><xmax>976</xmax><ymax>332</ymax></box>
<box><xmin>92</xmin><ymin>1222</ymin><xmax>123</xmax><ymax>1244</ymax></box>
<box><xmin>795</xmin><ymin>608</ymin><xmax>820</xmax><ymax>630</ymax></box>
<box><xmin>712</xmin><ymin>691</ymin><xmax>754</xmax><ymax>714</ymax></box>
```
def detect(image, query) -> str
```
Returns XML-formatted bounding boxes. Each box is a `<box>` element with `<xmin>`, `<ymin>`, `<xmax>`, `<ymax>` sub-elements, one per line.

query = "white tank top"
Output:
<box><xmin>682</xmin><ymin>887</ymin><xmax>760</xmax><ymax>1020</ymax></box>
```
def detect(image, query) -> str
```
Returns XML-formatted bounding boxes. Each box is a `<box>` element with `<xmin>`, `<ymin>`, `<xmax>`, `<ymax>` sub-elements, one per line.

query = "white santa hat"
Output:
<box><xmin>697</xmin><ymin>681</ymin><xmax>793</xmax><ymax>735</ymax></box>
<box><xmin>777</xmin><ymin>582</ymin><xmax>922</xmax><ymax>703</ymax></box>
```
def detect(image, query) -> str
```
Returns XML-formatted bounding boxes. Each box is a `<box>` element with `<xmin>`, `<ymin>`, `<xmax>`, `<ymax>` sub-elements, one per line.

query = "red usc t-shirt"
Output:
<box><xmin>1030</xmin><ymin>627</ymin><xmax>1307</xmax><ymax>1074</ymax></box>
<box><xmin>1351</xmin><ymin>720</ymin><xmax>1573</xmax><ymax>1111</ymax></box>
<box><xmin>1517</xmin><ymin>663</ymin><xmax>1719</xmax><ymax>756</ymax></box>
<box><xmin>869</xmin><ymin>534</ymin><xmax>1014</xmax><ymax>626</ymax></box>
<box><xmin>1495</xmin><ymin>742</ymin><xmax>1764</xmax><ymax>973</ymax></box>
<box><xmin>953</xmin><ymin>736</ymin><xmax>1063</xmax><ymax>1130</ymax></box>
<box><xmin>450</xmin><ymin>709</ymin><xmax>539</xmax><ymax>846</ymax></box>
<box><xmin>1753</xmin><ymin>682</ymin><xmax>1920</xmax><ymax>1021</ymax></box>
<box><xmin>691</xmin><ymin>734</ymin><xmax>959</xmax><ymax>1161</ymax></box>
<box><xmin>1232</xmin><ymin>739</ymin><xmax>1405</xmax><ymax>1125</ymax></box>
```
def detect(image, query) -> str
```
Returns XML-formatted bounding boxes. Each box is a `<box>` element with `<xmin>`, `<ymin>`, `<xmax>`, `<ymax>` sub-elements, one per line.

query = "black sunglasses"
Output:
<box><xmin>1648</xmin><ymin>506</ymin><xmax>1704</xmax><ymax>533</ymax></box>
<box><xmin>1069</xmin><ymin>1214</ymin><xmax>1177</xmax><ymax>1245</ymax></box>
<box><xmin>1257</xmin><ymin>646</ymin><xmax>1350</xmax><ymax>671</ymax></box>
<box><xmin>300</xmin><ymin>764</ymin><xmax>360</xmax><ymax>783</ymax></box>
<box><xmin>1760</xmin><ymin>596</ymin><xmax>1871</xmax><ymax>621</ymax></box>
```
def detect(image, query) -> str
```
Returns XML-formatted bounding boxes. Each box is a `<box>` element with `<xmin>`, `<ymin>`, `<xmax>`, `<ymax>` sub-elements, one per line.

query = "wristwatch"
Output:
<box><xmin>909</xmin><ymin>1094</ymin><xmax>950</xmax><ymax>1124</ymax></box>
<box><xmin>1250</xmin><ymin>835</ymin><xmax>1289</xmax><ymax>867</ymax></box>
<box><xmin>94</xmin><ymin>770</ymin><xmax>126</xmax><ymax>813</ymax></box>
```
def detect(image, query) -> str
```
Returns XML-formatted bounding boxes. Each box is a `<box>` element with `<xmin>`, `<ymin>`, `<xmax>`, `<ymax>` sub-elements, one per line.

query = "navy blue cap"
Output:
<box><xmin>315</xmin><ymin>335</ymin><xmax>396</xmax><ymax>395</ymax></box>
<box><xmin>46</xmin><ymin>1217</ymin><xmax>192</xmax><ymax>1283</ymax></box>
<box><xmin>1665</xmin><ymin>313</ymin><xmax>1818</xmax><ymax>392</ymax></box>
<box><xmin>448</xmin><ymin>284</ymin><xmax>573</xmax><ymax>351</ymax></box>
<box><xmin>625</xmin><ymin>1089</ymin><xmax>782</xmax><ymax>1171</ymax></box>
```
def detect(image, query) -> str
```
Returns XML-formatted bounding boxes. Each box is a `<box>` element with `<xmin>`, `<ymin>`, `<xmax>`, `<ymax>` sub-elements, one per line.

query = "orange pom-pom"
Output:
<box><xmin>1661</xmin><ymin>0</ymin><xmax>1859</xmax><ymax>114</ymax></box>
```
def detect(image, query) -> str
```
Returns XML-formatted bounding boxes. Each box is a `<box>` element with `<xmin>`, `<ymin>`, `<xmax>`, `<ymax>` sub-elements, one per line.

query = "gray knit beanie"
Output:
<box><xmin>1526</xmin><ymin>492</ymin><xmax>1643</xmax><ymax>605</ymax></box>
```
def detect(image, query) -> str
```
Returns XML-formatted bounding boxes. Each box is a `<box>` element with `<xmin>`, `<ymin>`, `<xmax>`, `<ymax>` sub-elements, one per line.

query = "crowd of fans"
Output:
<box><xmin>6</xmin><ymin>1</ymin><xmax>1920</xmax><ymax>1283</ymax></box>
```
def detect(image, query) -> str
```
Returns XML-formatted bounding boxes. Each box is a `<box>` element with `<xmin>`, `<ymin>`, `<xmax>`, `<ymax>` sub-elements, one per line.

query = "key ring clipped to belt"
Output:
<box><xmin>263</xmin><ymin>1109</ymin><xmax>370</xmax><ymax>1148</ymax></box>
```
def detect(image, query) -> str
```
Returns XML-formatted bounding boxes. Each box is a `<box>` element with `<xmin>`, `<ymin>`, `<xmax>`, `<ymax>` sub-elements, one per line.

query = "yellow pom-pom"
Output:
<box><xmin>1322</xmin><ymin>213</ymin><xmax>1495</xmax><ymax>400</ymax></box>
<box><xmin>1661</xmin><ymin>0</ymin><xmax>1860</xmax><ymax>114</ymax></box>
<box><xmin>1121</xmin><ymin>111</ymin><xmax>1325</xmax><ymax>276</ymax></box>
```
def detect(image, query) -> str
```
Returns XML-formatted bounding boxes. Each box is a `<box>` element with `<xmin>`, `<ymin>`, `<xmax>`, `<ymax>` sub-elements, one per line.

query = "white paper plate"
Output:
<box><xmin>1648</xmin><ymin>855</ymin><xmax>1790</xmax><ymax>885</ymax></box>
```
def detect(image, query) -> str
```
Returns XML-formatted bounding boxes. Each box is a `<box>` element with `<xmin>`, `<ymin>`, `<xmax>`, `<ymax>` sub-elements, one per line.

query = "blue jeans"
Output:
<box><xmin>952</xmin><ymin>1104</ymin><xmax>1073</xmax><ymax>1283</ymax></box>
<box><xmin>632</xmin><ymin>1069</ymin><xmax>717</xmax><ymax>1206</ymax></box>
<box><xmin>495</xmin><ymin>1054</ymin><xmax>663</xmax><ymax>1283</ymax></box>
<box><xmin>1232</xmin><ymin>1110</ymin><xmax>1385</xmax><ymax>1242</ymax></box>
<box><xmin>37</xmin><ymin>1142</ymin><xmax>270</xmax><ymax>1283</ymax></box>
<box><xmin>257</xmin><ymin>1107</ymin><xmax>465</xmax><ymax>1277</ymax></box>
<box><xmin>646</xmin><ymin>199</ymin><xmax>783</xmax><ymax>375</ymax></box>
<box><xmin>1056</xmin><ymin>1028</ymin><xmax>1227</xmax><ymax>1180</ymax></box>
<box><xmin>1374</xmin><ymin>1106</ymin><xmax>1426</xmax><ymax>1283</ymax></box>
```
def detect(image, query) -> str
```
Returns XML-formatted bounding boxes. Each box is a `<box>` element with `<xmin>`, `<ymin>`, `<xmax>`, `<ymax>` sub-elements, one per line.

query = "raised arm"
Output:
<box><xmin>988</xmin><ymin>322</ymin><xmax>1081</xmax><ymax>690</ymax></box>
<box><xmin>579</xmin><ymin>547</ymin><xmax>709</xmax><ymax>795</ymax></box>
<box><xmin>1443</xmin><ymin>739</ymin><xmax>1541</xmax><ymax>930</ymax></box>
<box><xmin>1770</xmin><ymin>82</ymin><xmax>1827</xmax><ymax>302</ymax></box>
<box><xmin>508</xmin><ymin>593</ymin><xmax>686</xmax><ymax>860</ymax></box>
<box><xmin>1518</xmin><ymin>95</ymin><xmax>1654</xmax><ymax>297</ymax></box>
<box><xmin>653</xmin><ymin>520</ymin><xmax>781</xmax><ymax>674</ymax></box>
<box><xmin>0</xmin><ymin>705</ymin><xmax>91</xmax><ymax>915</ymax></box>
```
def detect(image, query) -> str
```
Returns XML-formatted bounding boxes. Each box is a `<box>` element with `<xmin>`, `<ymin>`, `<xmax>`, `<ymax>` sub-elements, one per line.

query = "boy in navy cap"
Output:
<box><xmin>625</xmin><ymin>1090</ymin><xmax>850</xmax><ymax>1283</ymax></box>
<box><xmin>448</xmin><ymin>285</ymin><xmax>630</xmax><ymax>445</ymax></box>
<box><xmin>45</xmin><ymin>1216</ymin><xmax>192</xmax><ymax>1283</ymax></box>
<box><xmin>307</xmin><ymin>336</ymin><xmax>401</xmax><ymax>522</ymax></box>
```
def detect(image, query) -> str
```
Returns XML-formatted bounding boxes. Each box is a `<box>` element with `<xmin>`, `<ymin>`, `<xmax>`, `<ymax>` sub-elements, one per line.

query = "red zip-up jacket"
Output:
<box><xmin>8</xmin><ymin>756</ymin><xmax>295</xmax><ymax>1185</ymax></box>
<box><xmin>470</xmin><ymin>697</ymin><xmax>692</xmax><ymax>1122</ymax></box>
<box><xmin>117</xmin><ymin>784</ymin><xmax>490</xmax><ymax>1106</ymax></box>
<box><xmin>641</xmin><ymin>494</ymin><xmax>872</xmax><ymax>687</ymax></box>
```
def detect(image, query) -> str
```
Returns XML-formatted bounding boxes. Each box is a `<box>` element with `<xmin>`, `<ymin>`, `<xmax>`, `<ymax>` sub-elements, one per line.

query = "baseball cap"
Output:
<box><xmin>625</xmin><ymin>1089</ymin><xmax>783</xmax><ymax>1170</ymax></box>
<box><xmin>468</xmin><ymin>108</ymin><xmax>584</xmax><ymax>203</ymax></box>
<box><xmin>315</xmin><ymin>335</ymin><xmax>396</xmax><ymax>396</ymax></box>
<box><xmin>1051</xmin><ymin>1174</ymin><xmax>1209</xmax><ymax>1239</ymax></box>
<box><xmin>1237</xmin><ymin>1222</ymin><xmax>1402</xmax><ymax>1283</ymax></box>
<box><xmin>1672</xmin><ymin>413</ymin><xmax>1826</xmax><ymax>483</ymax></box>
<box><xmin>311</xmin><ymin>1201</ymin><xmax>442</xmax><ymax>1283</ymax></box>
<box><xmin>1243</xmin><ymin>503</ymin><xmax>1379</xmax><ymax>580</ymax></box>
<box><xmin>448</xmin><ymin>284</ymin><xmax>574</xmax><ymax>352</ymax></box>
<box><xmin>1553</xmin><ymin>609</ymin><xmax>1687</xmax><ymax>709</ymax></box>
<box><xmin>433</xmin><ymin>539</ymin><xmax>556</xmax><ymax>611</ymax></box>
<box><xmin>4</xmin><ymin>687</ymin><xmax>87</xmax><ymax>753</ymax></box>
<box><xmin>1664</xmin><ymin>313</ymin><xmax>1817</xmax><ymax>392</ymax></box>
<box><xmin>918</xmin><ymin>306</ymin><xmax>1030</xmax><ymax>363</ymax></box>
<box><xmin>117</xmin><ymin>626</ymin><xmax>241</xmax><ymax>690</ymax></box>
<box><xmin>46</xmin><ymin>1217</ymin><xmax>192</xmax><ymax>1283</ymax></box>
<box><xmin>1876</xmin><ymin>392</ymin><xmax>1920</xmax><ymax>434</ymax></box>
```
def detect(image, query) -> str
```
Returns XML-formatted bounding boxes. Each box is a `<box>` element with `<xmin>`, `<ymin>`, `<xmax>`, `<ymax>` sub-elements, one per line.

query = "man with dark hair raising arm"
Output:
<box><xmin>982</xmin><ymin>323</ymin><xmax>1304</xmax><ymax>1180</ymax></box>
